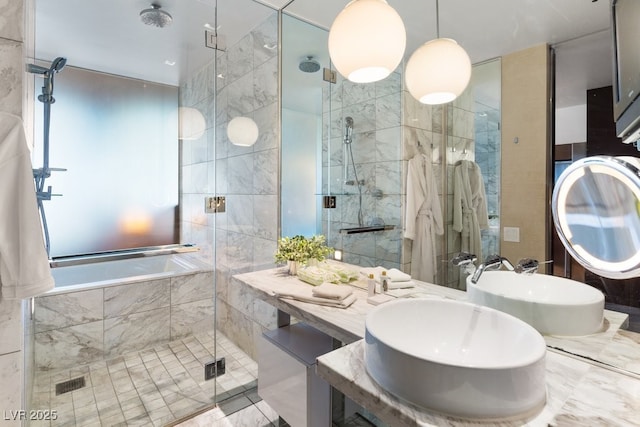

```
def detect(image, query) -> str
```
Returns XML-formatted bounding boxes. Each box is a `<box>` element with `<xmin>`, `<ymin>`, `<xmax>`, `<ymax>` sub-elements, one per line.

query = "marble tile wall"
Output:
<box><xmin>33</xmin><ymin>272</ymin><xmax>214</xmax><ymax>371</ymax></box>
<box><xmin>321</xmin><ymin>71</ymin><xmax>406</xmax><ymax>269</ymax></box>
<box><xmin>0</xmin><ymin>0</ymin><xmax>25</xmax><ymax>423</ymax></box>
<box><xmin>179</xmin><ymin>12</ymin><xmax>279</xmax><ymax>359</ymax></box>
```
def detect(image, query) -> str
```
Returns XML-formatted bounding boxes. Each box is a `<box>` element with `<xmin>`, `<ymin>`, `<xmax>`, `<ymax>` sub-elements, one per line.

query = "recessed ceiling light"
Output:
<box><xmin>217</xmin><ymin>73</ymin><xmax>225</xmax><ymax>79</ymax></box>
<box><xmin>263</xmin><ymin>43</ymin><xmax>277</xmax><ymax>50</ymax></box>
<box><xmin>164</xmin><ymin>60</ymin><xmax>176</xmax><ymax>66</ymax></box>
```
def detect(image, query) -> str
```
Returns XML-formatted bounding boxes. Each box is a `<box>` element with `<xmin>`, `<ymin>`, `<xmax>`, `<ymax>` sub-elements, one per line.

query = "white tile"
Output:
<box><xmin>171</xmin><ymin>272</ymin><xmax>214</xmax><ymax>305</ymax></box>
<box><xmin>104</xmin><ymin>308</ymin><xmax>170</xmax><ymax>357</ymax></box>
<box><xmin>0</xmin><ymin>351</ymin><xmax>21</xmax><ymax>426</ymax></box>
<box><xmin>0</xmin><ymin>298</ymin><xmax>22</xmax><ymax>354</ymax></box>
<box><xmin>35</xmin><ymin>321</ymin><xmax>104</xmax><ymax>370</ymax></box>
<box><xmin>104</xmin><ymin>279</ymin><xmax>170</xmax><ymax>318</ymax></box>
<box><xmin>34</xmin><ymin>289</ymin><xmax>103</xmax><ymax>332</ymax></box>
<box><xmin>0</xmin><ymin>39</ymin><xmax>22</xmax><ymax>116</ymax></box>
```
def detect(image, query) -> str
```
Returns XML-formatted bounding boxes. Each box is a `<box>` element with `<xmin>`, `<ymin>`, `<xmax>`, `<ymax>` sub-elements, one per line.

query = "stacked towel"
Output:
<box><xmin>312</xmin><ymin>282</ymin><xmax>354</xmax><ymax>300</ymax></box>
<box><xmin>317</xmin><ymin>261</ymin><xmax>359</xmax><ymax>283</ymax></box>
<box><xmin>274</xmin><ymin>285</ymin><xmax>356</xmax><ymax>309</ymax></box>
<box><xmin>297</xmin><ymin>266</ymin><xmax>341</xmax><ymax>286</ymax></box>
<box><xmin>359</xmin><ymin>267</ymin><xmax>415</xmax><ymax>289</ymax></box>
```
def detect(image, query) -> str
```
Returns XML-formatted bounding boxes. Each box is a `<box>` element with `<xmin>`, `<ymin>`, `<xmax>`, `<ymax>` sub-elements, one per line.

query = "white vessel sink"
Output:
<box><xmin>467</xmin><ymin>271</ymin><xmax>604</xmax><ymax>336</ymax></box>
<box><xmin>364</xmin><ymin>299</ymin><xmax>546</xmax><ymax>420</ymax></box>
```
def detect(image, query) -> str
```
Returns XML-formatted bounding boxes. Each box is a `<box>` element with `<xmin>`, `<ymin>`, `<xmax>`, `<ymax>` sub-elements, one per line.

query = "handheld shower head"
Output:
<box><xmin>28</xmin><ymin>56</ymin><xmax>67</xmax><ymax>104</ymax></box>
<box><xmin>50</xmin><ymin>57</ymin><xmax>67</xmax><ymax>73</ymax></box>
<box><xmin>344</xmin><ymin>116</ymin><xmax>354</xmax><ymax>144</ymax></box>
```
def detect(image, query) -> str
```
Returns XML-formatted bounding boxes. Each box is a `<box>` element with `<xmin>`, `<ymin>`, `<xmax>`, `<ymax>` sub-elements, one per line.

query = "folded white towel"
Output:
<box><xmin>275</xmin><ymin>289</ymin><xmax>357</xmax><ymax>309</ymax></box>
<box><xmin>360</xmin><ymin>267</ymin><xmax>412</xmax><ymax>282</ymax></box>
<box><xmin>312</xmin><ymin>282</ymin><xmax>354</xmax><ymax>300</ymax></box>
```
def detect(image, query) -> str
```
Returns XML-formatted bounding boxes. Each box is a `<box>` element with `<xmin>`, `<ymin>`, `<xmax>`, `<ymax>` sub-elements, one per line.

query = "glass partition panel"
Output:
<box><xmin>34</xmin><ymin>67</ymin><xmax>179</xmax><ymax>258</ymax></box>
<box><xmin>445</xmin><ymin>58</ymin><xmax>502</xmax><ymax>289</ymax></box>
<box><xmin>282</xmin><ymin>13</ymin><xmax>404</xmax><ymax>269</ymax></box>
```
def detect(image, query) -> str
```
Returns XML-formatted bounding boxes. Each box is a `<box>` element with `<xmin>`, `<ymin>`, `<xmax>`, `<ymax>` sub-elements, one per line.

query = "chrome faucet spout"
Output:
<box><xmin>451</xmin><ymin>252</ymin><xmax>477</xmax><ymax>267</ymax></box>
<box><xmin>515</xmin><ymin>258</ymin><xmax>539</xmax><ymax>275</ymax></box>
<box><xmin>451</xmin><ymin>252</ymin><xmax>477</xmax><ymax>275</ymax></box>
<box><xmin>471</xmin><ymin>254</ymin><xmax>514</xmax><ymax>284</ymax></box>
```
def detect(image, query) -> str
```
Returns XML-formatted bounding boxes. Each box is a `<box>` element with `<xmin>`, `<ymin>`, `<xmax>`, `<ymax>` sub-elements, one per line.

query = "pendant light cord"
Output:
<box><xmin>435</xmin><ymin>0</ymin><xmax>440</xmax><ymax>38</ymax></box>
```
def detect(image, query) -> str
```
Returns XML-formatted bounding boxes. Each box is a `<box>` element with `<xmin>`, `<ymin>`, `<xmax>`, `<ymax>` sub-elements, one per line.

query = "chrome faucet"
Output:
<box><xmin>451</xmin><ymin>252</ymin><xmax>477</xmax><ymax>267</ymax></box>
<box><xmin>470</xmin><ymin>254</ymin><xmax>514</xmax><ymax>284</ymax></box>
<box><xmin>451</xmin><ymin>252</ymin><xmax>477</xmax><ymax>275</ymax></box>
<box><xmin>515</xmin><ymin>258</ymin><xmax>539</xmax><ymax>275</ymax></box>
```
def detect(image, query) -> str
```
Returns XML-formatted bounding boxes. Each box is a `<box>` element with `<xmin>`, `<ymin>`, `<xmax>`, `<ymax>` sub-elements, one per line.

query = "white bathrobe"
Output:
<box><xmin>453</xmin><ymin>160</ymin><xmax>489</xmax><ymax>261</ymax></box>
<box><xmin>404</xmin><ymin>154</ymin><xmax>444</xmax><ymax>283</ymax></box>
<box><xmin>0</xmin><ymin>112</ymin><xmax>54</xmax><ymax>299</ymax></box>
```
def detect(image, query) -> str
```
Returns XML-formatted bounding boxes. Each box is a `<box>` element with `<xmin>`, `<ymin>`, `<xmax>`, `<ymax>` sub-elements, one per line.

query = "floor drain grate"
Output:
<box><xmin>55</xmin><ymin>377</ymin><xmax>86</xmax><ymax>395</ymax></box>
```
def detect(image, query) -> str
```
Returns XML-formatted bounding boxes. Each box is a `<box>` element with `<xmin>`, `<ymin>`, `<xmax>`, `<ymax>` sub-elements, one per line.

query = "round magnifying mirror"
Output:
<box><xmin>552</xmin><ymin>156</ymin><xmax>640</xmax><ymax>279</ymax></box>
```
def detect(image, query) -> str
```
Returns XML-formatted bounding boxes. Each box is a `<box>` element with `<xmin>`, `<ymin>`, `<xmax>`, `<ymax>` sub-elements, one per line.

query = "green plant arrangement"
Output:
<box><xmin>274</xmin><ymin>235</ymin><xmax>334</xmax><ymax>265</ymax></box>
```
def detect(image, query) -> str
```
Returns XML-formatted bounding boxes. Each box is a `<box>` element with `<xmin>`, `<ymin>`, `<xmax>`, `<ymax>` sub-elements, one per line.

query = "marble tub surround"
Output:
<box><xmin>316</xmin><ymin>340</ymin><xmax>640</xmax><ymax>427</ymax></box>
<box><xmin>34</xmin><ymin>271</ymin><xmax>214</xmax><ymax>370</ymax></box>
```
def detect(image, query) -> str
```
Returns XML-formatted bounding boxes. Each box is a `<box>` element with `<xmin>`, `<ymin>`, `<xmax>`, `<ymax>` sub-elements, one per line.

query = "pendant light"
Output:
<box><xmin>227</xmin><ymin>116</ymin><xmax>259</xmax><ymax>147</ymax></box>
<box><xmin>178</xmin><ymin>107</ymin><xmax>206</xmax><ymax>140</ymax></box>
<box><xmin>328</xmin><ymin>0</ymin><xmax>406</xmax><ymax>84</ymax></box>
<box><xmin>405</xmin><ymin>0</ymin><xmax>471</xmax><ymax>105</ymax></box>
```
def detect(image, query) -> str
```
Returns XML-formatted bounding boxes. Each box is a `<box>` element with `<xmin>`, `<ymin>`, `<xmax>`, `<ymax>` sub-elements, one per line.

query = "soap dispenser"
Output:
<box><xmin>380</xmin><ymin>270</ymin><xmax>389</xmax><ymax>292</ymax></box>
<box><xmin>367</xmin><ymin>273</ymin><xmax>376</xmax><ymax>297</ymax></box>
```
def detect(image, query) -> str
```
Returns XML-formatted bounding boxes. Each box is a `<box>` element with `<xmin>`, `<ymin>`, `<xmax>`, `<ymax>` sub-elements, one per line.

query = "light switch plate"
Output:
<box><xmin>503</xmin><ymin>227</ymin><xmax>520</xmax><ymax>243</ymax></box>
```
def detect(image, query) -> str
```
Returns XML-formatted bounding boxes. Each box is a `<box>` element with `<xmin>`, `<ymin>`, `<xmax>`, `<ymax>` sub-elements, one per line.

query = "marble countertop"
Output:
<box><xmin>316</xmin><ymin>340</ymin><xmax>640</xmax><ymax>427</ymax></box>
<box><xmin>232</xmin><ymin>263</ymin><xmax>640</xmax><ymax>426</ymax></box>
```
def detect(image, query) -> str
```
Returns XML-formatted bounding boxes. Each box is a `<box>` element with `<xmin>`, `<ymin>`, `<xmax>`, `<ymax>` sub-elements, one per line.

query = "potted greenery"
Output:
<box><xmin>275</xmin><ymin>235</ymin><xmax>333</xmax><ymax>275</ymax></box>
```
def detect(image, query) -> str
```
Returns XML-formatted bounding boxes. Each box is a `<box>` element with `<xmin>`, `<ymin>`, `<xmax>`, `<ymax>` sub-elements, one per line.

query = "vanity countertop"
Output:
<box><xmin>232</xmin><ymin>263</ymin><xmax>640</xmax><ymax>426</ymax></box>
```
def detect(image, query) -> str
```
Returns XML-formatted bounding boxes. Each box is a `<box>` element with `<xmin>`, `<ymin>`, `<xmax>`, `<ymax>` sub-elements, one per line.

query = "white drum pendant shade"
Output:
<box><xmin>328</xmin><ymin>0</ymin><xmax>406</xmax><ymax>83</ymax></box>
<box><xmin>227</xmin><ymin>117</ymin><xmax>259</xmax><ymax>147</ymax></box>
<box><xmin>405</xmin><ymin>38</ymin><xmax>472</xmax><ymax>105</ymax></box>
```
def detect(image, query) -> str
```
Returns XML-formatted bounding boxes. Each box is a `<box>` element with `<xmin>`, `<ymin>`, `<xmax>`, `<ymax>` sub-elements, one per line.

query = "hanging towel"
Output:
<box><xmin>312</xmin><ymin>282</ymin><xmax>354</xmax><ymax>300</ymax></box>
<box><xmin>0</xmin><ymin>113</ymin><xmax>54</xmax><ymax>299</ymax></box>
<box><xmin>274</xmin><ymin>288</ymin><xmax>357</xmax><ymax>309</ymax></box>
<box><xmin>404</xmin><ymin>153</ymin><xmax>444</xmax><ymax>283</ymax></box>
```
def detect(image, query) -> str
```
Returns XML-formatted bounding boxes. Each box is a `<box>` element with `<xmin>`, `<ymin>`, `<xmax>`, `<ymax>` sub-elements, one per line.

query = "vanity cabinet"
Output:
<box><xmin>258</xmin><ymin>322</ymin><xmax>333</xmax><ymax>427</ymax></box>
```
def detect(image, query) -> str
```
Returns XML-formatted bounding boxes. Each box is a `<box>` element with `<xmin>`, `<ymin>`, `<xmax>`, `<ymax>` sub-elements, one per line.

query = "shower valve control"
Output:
<box><xmin>323</xmin><ymin>196</ymin><xmax>337</xmax><ymax>209</ymax></box>
<box><xmin>205</xmin><ymin>196</ymin><xmax>226</xmax><ymax>214</ymax></box>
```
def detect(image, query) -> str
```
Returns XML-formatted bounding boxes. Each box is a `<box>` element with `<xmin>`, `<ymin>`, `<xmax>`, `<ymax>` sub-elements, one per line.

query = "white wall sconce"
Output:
<box><xmin>328</xmin><ymin>0</ymin><xmax>406</xmax><ymax>83</ymax></box>
<box><xmin>405</xmin><ymin>0</ymin><xmax>471</xmax><ymax>105</ymax></box>
<box><xmin>227</xmin><ymin>116</ymin><xmax>259</xmax><ymax>147</ymax></box>
<box><xmin>178</xmin><ymin>107</ymin><xmax>206</xmax><ymax>140</ymax></box>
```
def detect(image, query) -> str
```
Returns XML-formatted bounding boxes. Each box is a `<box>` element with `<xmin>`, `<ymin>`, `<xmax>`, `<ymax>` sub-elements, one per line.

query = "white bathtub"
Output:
<box><xmin>49</xmin><ymin>252</ymin><xmax>212</xmax><ymax>294</ymax></box>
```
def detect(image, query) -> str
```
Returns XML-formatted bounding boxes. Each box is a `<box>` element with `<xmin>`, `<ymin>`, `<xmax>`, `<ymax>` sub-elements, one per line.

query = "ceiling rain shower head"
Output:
<box><xmin>140</xmin><ymin>4</ymin><xmax>173</xmax><ymax>28</ymax></box>
<box><xmin>299</xmin><ymin>56</ymin><xmax>321</xmax><ymax>73</ymax></box>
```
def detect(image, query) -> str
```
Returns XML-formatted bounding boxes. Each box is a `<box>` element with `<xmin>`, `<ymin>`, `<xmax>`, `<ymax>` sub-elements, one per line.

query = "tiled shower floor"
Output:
<box><xmin>29</xmin><ymin>330</ymin><xmax>257</xmax><ymax>427</ymax></box>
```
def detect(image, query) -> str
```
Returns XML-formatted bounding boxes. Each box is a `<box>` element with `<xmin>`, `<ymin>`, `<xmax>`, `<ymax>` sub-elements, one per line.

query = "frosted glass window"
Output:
<box><xmin>33</xmin><ymin>67</ymin><xmax>179</xmax><ymax>257</ymax></box>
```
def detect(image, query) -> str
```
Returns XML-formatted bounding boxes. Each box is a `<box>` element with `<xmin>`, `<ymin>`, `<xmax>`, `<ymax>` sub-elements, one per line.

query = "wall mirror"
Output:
<box><xmin>281</xmin><ymin>10</ymin><xmax>501</xmax><ymax>287</ymax></box>
<box><xmin>279</xmin><ymin>1</ymin><xmax>640</xmax><ymax>377</ymax></box>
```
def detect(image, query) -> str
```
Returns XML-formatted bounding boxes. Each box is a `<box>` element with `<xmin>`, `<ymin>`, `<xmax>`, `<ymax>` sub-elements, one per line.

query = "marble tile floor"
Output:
<box><xmin>29</xmin><ymin>330</ymin><xmax>257</xmax><ymax>427</ymax></box>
